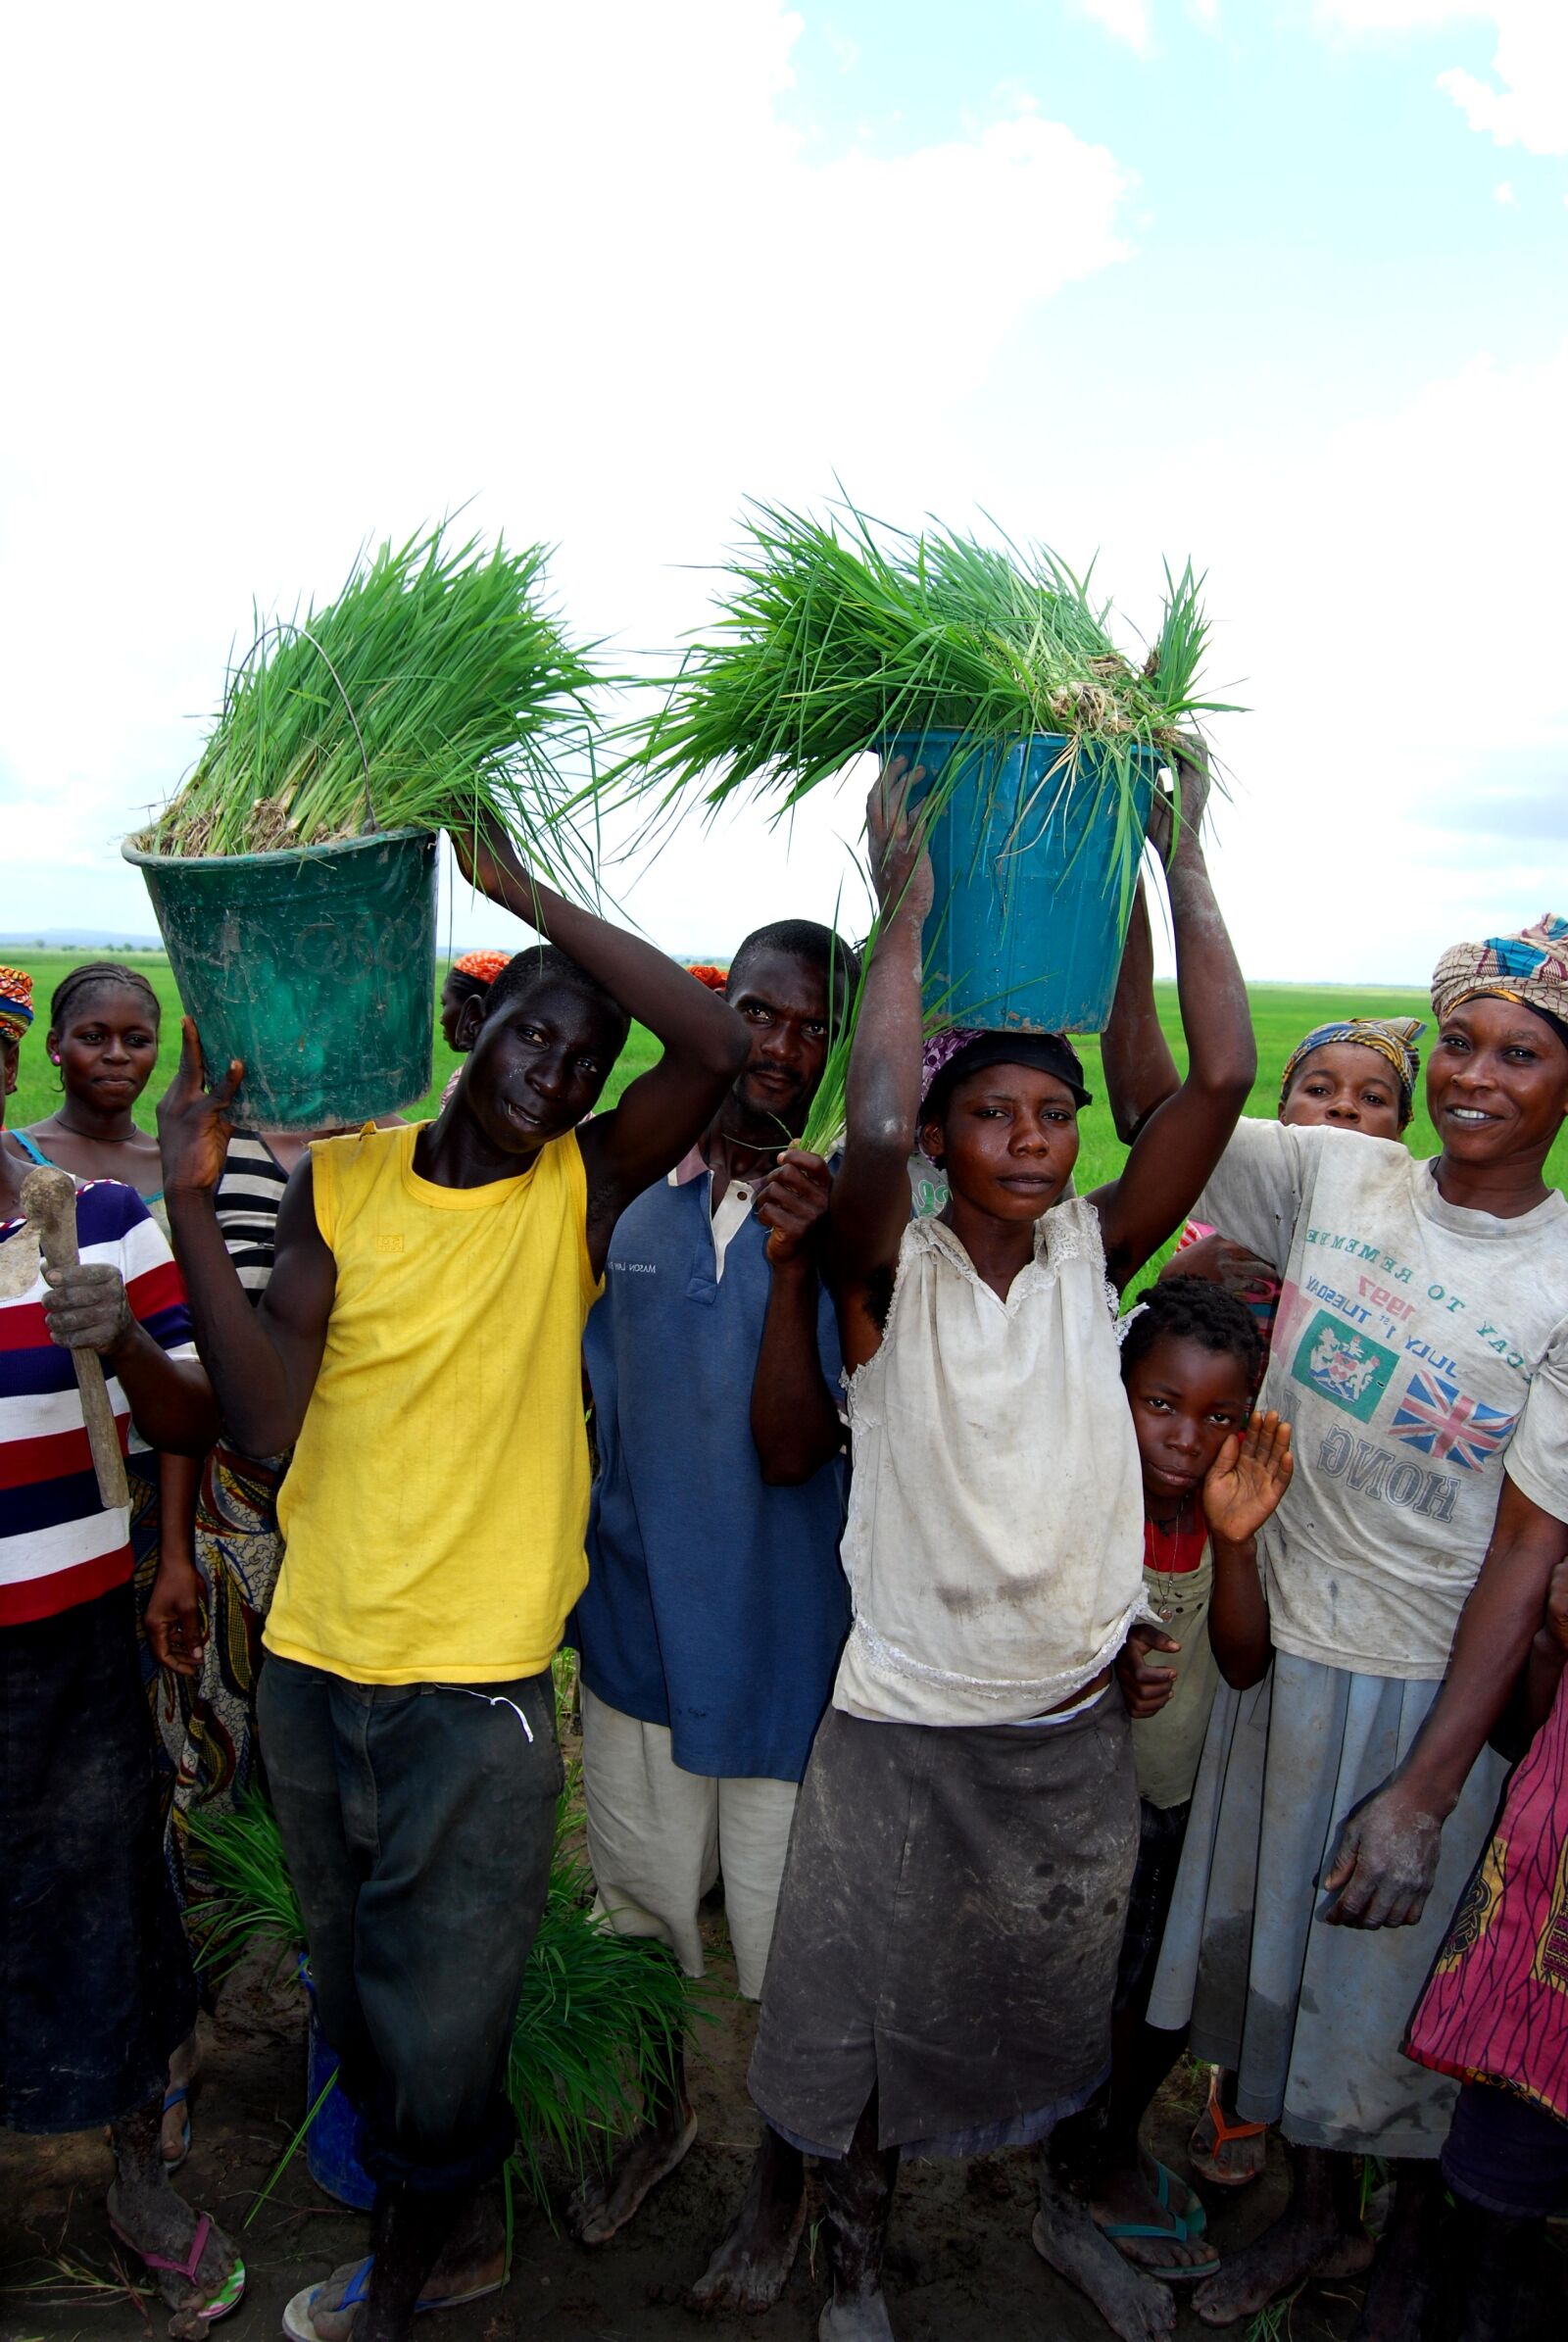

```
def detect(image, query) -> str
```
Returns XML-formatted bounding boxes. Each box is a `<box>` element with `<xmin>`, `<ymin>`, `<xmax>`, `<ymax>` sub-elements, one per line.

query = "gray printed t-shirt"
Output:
<box><xmin>1196</xmin><ymin>1119</ymin><xmax>1568</xmax><ymax>1679</ymax></box>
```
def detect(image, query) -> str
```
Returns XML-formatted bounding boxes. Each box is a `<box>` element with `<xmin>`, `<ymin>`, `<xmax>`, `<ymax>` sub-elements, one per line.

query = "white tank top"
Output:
<box><xmin>833</xmin><ymin>1196</ymin><xmax>1147</xmax><ymax>1728</ymax></box>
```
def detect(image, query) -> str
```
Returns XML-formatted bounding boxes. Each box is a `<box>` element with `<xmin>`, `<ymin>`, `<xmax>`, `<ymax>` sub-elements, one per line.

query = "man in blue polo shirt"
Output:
<box><xmin>568</xmin><ymin>919</ymin><xmax>855</xmax><ymax>2311</ymax></box>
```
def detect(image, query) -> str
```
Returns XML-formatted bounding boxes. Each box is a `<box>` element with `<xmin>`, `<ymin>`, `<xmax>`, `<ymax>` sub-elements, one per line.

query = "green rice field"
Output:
<box><xmin>7</xmin><ymin>951</ymin><xmax>1566</xmax><ymax>1213</ymax></box>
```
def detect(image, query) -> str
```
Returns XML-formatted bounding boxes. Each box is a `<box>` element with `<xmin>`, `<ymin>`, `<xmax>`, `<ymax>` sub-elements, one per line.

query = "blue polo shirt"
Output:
<box><xmin>571</xmin><ymin>1152</ymin><xmax>850</xmax><ymax>1782</ymax></box>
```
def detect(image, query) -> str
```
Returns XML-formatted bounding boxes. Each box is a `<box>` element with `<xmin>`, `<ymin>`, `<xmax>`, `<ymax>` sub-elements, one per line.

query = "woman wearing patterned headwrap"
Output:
<box><xmin>1136</xmin><ymin>915</ymin><xmax>1568</xmax><ymax>2338</ymax></box>
<box><xmin>439</xmin><ymin>950</ymin><xmax>512</xmax><ymax>1103</ymax></box>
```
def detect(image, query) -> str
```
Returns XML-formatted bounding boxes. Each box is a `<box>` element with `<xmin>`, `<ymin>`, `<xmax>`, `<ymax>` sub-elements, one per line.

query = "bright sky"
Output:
<box><xmin>3</xmin><ymin>1</ymin><xmax>1564</xmax><ymax>979</ymax></box>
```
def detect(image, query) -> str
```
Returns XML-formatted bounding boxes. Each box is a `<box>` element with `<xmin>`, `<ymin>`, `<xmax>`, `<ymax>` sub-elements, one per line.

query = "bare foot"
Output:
<box><xmin>1032</xmin><ymin>2200</ymin><xmax>1176</xmax><ymax>2342</ymax></box>
<box><xmin>569</xmin><ymin>2103</ymin><xmax>699</xmax><ymax>2245</ymax></box>
<box><xmin>1191</xmin><ymin>2206</ymin><xmax>1372</xmax><ymax>2328</ymax></box>
<box><xmin>106</xmin><ymin>2178</ymin><xmax>241</xmax><ymax>2340</ymax></box>
<box><xmin>1092</xmin><ymin>2149</ymin><xmax>1217</xmax><ymax>2277</ymax></box>
<box><xmin>819</xmin><ymin>2288</ymin><xmax>897</xmax><ymax>2340</ymax></box>
<box><xmin>687</xmin><ymin>2129</ymin><xmax>806</xmax><ymax>2314</ymax></box>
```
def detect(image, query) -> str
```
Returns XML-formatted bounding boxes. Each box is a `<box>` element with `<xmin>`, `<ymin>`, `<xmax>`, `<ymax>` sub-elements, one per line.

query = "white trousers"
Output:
<box><xmin>579</xmin><ymin>1683</ymin><xmax>799</xmax><ymax>1999</ymax></box>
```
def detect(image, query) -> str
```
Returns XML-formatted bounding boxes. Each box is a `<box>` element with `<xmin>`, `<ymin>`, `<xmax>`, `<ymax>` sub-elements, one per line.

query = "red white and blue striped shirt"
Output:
<box><xmin>1</xmin><ymin>1180</ymin><xmax>196</xmax><ymax>1626</ymax></box>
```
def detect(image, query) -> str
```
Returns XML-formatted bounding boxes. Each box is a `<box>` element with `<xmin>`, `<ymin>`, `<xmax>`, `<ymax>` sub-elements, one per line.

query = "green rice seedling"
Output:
<box><xmin>186</xmin><ymin>1790</ymin><xmax>705</xmax><ymax>2214</ymax></box>
<box><xmin>139</xmin><ymin>523</ymin><xmax>604</xmax><ymax>894</ymax></box>
<box><xmin>606</xmin><ymin>495</ymin><xmax>1235</xmax><ymax>929</ymax></box>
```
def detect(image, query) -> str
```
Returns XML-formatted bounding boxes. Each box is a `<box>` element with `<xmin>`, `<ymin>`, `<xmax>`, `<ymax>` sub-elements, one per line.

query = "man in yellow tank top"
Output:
<box><xmin>157</xmin><ymin>824</ymin><xmax>748</xmax><ymax>2342</ymax></box>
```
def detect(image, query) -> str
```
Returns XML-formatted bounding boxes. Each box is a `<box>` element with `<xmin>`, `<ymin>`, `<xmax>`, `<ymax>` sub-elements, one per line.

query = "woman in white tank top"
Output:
<box><xmin>749</xmin><ymin>748</ymin><xmax>1256</xmax><ymax>2342</ymax></box>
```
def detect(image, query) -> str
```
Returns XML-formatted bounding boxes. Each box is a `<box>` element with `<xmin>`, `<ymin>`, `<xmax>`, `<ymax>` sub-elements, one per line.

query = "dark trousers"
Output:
<box><xmin>258</xmin><ymin>1653</ymin><xmax>562</xmax><ymax>2194</ymax></box>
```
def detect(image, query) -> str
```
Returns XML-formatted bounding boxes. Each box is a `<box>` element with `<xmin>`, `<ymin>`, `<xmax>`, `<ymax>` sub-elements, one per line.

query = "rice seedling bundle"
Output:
<box><xmin>140</xmin><ymin>522</ymin><xmax>602</xmax><ymax>892</ymax></box>
<box><xmin>186</xmin><ymin>1790</ymin><xmax>700</xmax><ymax>2208</ymax></box>
<box><xmin>611</xmin><ymin>495</ymin><xmax>1230</xmax><ymax>900</ymax></box>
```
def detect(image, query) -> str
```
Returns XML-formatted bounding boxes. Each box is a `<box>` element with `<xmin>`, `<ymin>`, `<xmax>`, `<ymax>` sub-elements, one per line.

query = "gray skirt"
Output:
<box><xmin>1146</xmin><ymin>1650</ymin><xmax>1508</xmax><ymax>2161</ymax></box>
<box><xmin>749</xmin><ymin>1688</ymin><xmax>1137</xmax><ymax>2159</ymax></box>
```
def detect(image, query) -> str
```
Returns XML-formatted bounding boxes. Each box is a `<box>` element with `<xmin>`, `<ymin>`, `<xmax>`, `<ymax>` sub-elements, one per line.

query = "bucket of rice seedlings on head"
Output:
<box><xmin>608</xmin><ymin>495</ymin><xmax>1236</xmax><ymax>1036</ymax></box>
<box><xmin>124</xmin><ymin>523</ymin><xmax>602</xmax><ymax>1129</ymax></box>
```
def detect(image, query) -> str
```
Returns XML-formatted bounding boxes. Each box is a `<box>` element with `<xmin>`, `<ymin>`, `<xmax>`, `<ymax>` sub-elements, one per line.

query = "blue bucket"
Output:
<box><xmin>300</xmin><ymin>1961</ymin><xmax>375</xmax><ymax>2211</ymax></box>
<box><xmin>881</xmin><ymin>728</ymin><xmax>1158</xmax><ymax>1034</ymax></box>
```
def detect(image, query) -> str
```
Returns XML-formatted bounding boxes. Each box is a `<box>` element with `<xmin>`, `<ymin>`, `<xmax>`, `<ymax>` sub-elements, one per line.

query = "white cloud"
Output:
<box><xmin>1077</xmin><ymin>0</ymin><xmax>1155</xmax><ymax>54</ymax></box>
<box><xmin>1189</xmin><ymin>0</ymin><xmax>1222</xmax><ymax>25</ymax></box>
<box><xmin>1314</xmin><ymin>3</ymin><xmax>1568</xmax><ymax>157</ymax></box>
<box><xmin>0</xmin><ymin>2</ymin><xmax>1133</xmax><ymax>951</ymax></box>
<box><xmin>1494</xmin><ymin>176</ymin><xmax>1518</xmax><ymax>200</ymax></box>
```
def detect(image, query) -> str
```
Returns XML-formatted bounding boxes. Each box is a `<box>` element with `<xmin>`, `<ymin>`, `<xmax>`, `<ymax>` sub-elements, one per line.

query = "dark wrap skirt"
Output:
<box><xmin>749</xmin><ymin>1685</ymin><xmax>1137</xmax><ymax>2159</ymax></box>
<box><xmin>1</xmin><ymin>1584</ymin><xmax>197</xmax><ymax>2131</ymax></box>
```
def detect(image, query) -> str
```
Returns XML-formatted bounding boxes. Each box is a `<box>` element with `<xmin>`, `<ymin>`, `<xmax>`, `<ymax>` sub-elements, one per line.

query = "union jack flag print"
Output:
<box><xmin>1388</xmin><ymin>1372</ymin><xmax>1519</xmax><ymax>1472</ymax></box>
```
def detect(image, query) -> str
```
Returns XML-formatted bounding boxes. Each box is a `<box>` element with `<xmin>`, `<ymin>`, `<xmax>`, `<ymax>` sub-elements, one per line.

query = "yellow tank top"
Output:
<box><xmin>268</xmin><ymin>1123</ymin><xmax>599</xmax><ymax>1684</ymax></box>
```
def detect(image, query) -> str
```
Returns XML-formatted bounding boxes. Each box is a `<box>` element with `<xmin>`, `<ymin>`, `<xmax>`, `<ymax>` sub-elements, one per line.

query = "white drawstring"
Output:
<box><xmin>437</xmin><ymin>1686</ymin><xmax>534</xmax><ymax>1742</ymax></box>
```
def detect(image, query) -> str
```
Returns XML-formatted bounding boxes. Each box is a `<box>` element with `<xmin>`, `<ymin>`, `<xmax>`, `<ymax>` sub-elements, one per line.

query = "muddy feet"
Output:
<box><xmin>1032</xmin><ymin>2194</ymin><xmax>1176</xmax><ymax>2342</ymax></box>
<box><xmin>569</xmin><ymin>2102</ymin><xmax>699</xmax><ymax>2245</ymax></box>
<box><xmin>818</xmin><ymin>2287</ymin><xmax>897</xmax><ymax>2341</ymax></box>
<box><xmin>1092</xmin><ymin>2148</ymin><xmax>1218</xmax><ymax>2279</ymax></box>
<box><xmin>1190</xmin><ymin>2206</ymin><xmax>1371</xmax><ymax>2328</ymax></box>
<box><xmin>687</xmin><ymin>2128</ymin><xmax>806</xmax><ymax>2314</ymax></box>
<box><xmin>105</xmin><ymin>2178</ymin><xmax>242</xmax><ymax>2339</ymax></box>
<box><xmin>162</xmin><ymin>2029</ymin><xmax>199</xmax><ymax>2169</ymax></box>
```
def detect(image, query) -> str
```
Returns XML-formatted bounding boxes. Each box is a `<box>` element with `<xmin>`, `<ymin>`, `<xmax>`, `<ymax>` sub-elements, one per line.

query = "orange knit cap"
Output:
<box><xmin>0</xmin><ymin>965</ymin><xmax>34</xmax><ymax>1044</ymax></box>
<box><xmin>454</xmin><ymin>950</ymin><xmax>512</xmax><ymax>986</ymax></box>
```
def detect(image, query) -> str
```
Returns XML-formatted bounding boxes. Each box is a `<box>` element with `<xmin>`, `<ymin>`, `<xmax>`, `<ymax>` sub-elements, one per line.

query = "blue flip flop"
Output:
<box><xmin>162</xmin><ymin>2082</ymin><xmax>191</xmax><ymax>2172</ymax></box>
<box><xmin>1096</xmin><ymin>2161</ymin><xmax>1217</xmax><ymax>2285</ymax></box>
<box><xmin>281</xmin><ymin>2237</ymin><xmax>513</xmax><ymax>2342</ymax></box>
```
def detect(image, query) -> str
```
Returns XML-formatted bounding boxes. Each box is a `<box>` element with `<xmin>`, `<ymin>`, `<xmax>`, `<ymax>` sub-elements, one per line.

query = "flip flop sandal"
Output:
<box><xmin>111</xmin><ymin>2212</ymin><xmax>245</xmax><ymax>2323</ymax></box>
<box><xmin>1190</xmin><ymin>2071</ymin><xmax>1267</xmax><ymax>2189</ymax></box>
<box><xmin>162</xmin><ymin>2081</ymin><xmax>192</xmax><ymax>2172</ymax></box>
<box><xmin>1038</xmin><ymin>2209</ymin><xmax>1219</xmax><ymax>2291</ymax></box>
<box><xmin>1093</xmin><ymin>2162</ymin><xmax>1216</xmax><ymax>2283</ymax></box>
<box><xmin>282</xmin><ymin>2240</ymin><xmax>513</xmax><ymax>2342</ymax></box>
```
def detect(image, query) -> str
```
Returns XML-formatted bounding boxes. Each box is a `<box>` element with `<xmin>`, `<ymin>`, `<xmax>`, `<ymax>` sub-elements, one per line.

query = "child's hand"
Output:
<box><xmin>755</xmin><ymin>1148</ymin><xmax>832</xmax><ymax>1266</ymax></box>
<box><xmin>867</xmin><ymin>757</ymin><xmax>934</xmax><ymax>922</ymax></box>
<box><xmin>1204</xmin><ymin>1410</ymin><xmax>1294</xmax><ymax>1545</ymax></box>
<box><xmin>1116</xmin><ymin>1621</ymin><xmax>1182</xmax><ymax>1719</ymax></box>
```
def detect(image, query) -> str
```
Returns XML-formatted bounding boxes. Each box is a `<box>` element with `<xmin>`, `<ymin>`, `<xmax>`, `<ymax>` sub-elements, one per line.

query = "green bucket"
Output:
<box><xmin>122</xmin><ymin>828</ymin><xmax>439</xmax><ymax>1131</ymax></box>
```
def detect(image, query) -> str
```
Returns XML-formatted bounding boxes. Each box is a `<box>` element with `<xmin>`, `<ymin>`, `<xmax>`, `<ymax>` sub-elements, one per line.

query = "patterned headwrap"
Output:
<box><xmin>0</xmin><ymin>965</ymin><xmax>34</xmax><ymax>1045</ymax></box>
<box><xmin>453</xmin><ymin>949</ymin><xmax>511</xmax><ymax>986</ymax></box>
<box><xmin>1431</xmin><ymin>914</ymin><xmax>1568</xmax><ymax>1045</ymax></box>
<box><xmin>1279</xmin><ymin>1016</ymin><xmax>1425</xmax><ymax>1128</ymax></box>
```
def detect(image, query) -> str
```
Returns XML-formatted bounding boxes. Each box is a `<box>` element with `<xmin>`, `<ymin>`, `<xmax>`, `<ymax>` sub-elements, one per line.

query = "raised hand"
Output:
<box><xmin>755</xmin><ymin>1147</ymin><xmax>832</xmax><ymax>1266</ymax></box>
<box><xmin>1165</xmin><ymin>1232</ymin><xmax>1278</xmax><ymax>1303</ymax></box>
<box><xmin>1116</xmin><ymin>1619</ymin><xmax>1183</xmax><ymax>1719</ymax></box>
<box><xmin>1204</xmin><ymin>1410</ymin><xmax>1294</xmax><ymax>1546</ymax></box>
<box><xmin>867</xmin><ymin>756</ymin><xmax>935</xmax><ymax>923</ymax></box>
<box><xmin>157</xmin><ymin>1017</ymin><xmax>243</xmax><ymax>1196</ymax></box>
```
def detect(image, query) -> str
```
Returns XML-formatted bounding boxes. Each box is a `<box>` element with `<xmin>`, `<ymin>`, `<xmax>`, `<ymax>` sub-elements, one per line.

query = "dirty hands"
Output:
<box><xmin>1166</xmin><ymin>1233</ymin><xmax>1278</xmax><ymax>1305</ymax></box>
<box><xmin>1321</xmin><ymin>1778</ymin><xmax>1445</xmax><ymax>1929</ymax></box>
<box><xmin>1146</xmin><ymin>733</ymin><xmax>1213</xmax><ymax>867</ymax></box>
<box><xmin>157</xmin><ymin>1018</ymin><xmax>243</xmax><ymax>1196</ymax></box>
<box><xmin>1204</xmin><ymin>1411</ymin><xmax>1294</xmax><ymax>1546</ymax></box>
<box><xmin>756</xmin><ymin>1147</ymin><xmax>832</xmax><ymax>1267</ymax></box>
<box><xmin>40</xmin><ymin>1260</ymin><xmax>135</xmax><ymax>1357</ymax></box>
<box><xmin>1117</xmin><ymin>1620</ymin><xmax>1182</xmax><ymax>1719</ymax></box>
<box><xmin>868</xmin><ymin>757</ymin><xmax>934</xmax><ymax>925</ymax></box>
<box><xmin>145</xmin><ymin>1556</ymin><xmax>207</xmax><ymax>1678</ymax></box>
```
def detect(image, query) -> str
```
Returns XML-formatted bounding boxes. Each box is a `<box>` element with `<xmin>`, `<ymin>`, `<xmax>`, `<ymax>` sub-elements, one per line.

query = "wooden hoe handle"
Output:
<box><xmin>23</xmin><ymin>1164</ymin><xmax>131</xmax><ymax>1512</ymax></box>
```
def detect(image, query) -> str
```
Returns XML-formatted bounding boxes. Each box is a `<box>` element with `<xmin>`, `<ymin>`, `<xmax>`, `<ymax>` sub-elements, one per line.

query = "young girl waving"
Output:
<box><xmin>748</xmin><ymin>748</ymin><xmax>1254</xmax><ymax>2342</ymax></box>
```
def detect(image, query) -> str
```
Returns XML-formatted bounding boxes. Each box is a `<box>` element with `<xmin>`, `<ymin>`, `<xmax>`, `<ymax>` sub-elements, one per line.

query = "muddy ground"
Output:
<box><xmin>0</xmin><ymin>1900</ymin><xmax>1376</xmax><ymax>2342</ymax></box>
